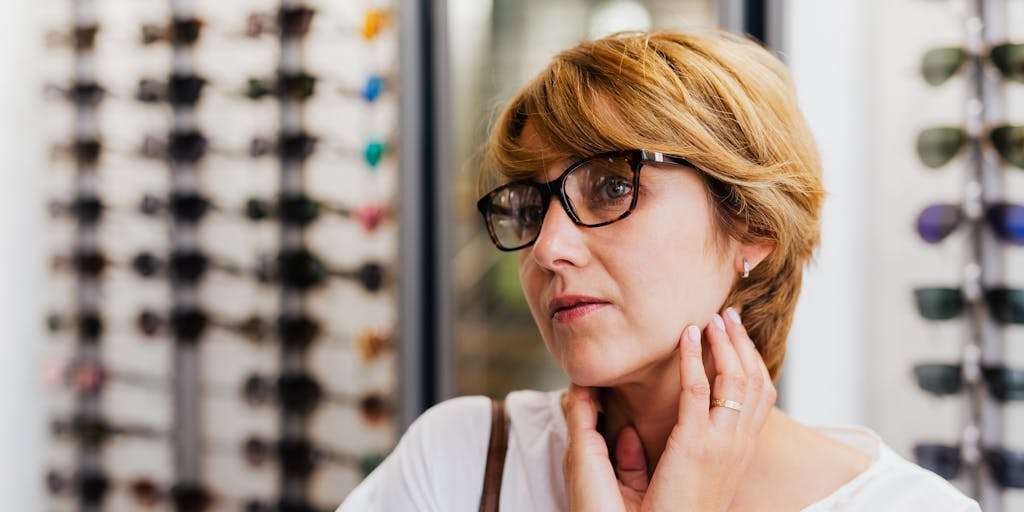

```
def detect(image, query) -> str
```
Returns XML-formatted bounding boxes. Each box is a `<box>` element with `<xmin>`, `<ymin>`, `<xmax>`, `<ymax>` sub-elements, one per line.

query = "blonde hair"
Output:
<box><xmin>480</xmin><ymin>30</ymin><xmax>826</xmax><ymax>380</ymax></box>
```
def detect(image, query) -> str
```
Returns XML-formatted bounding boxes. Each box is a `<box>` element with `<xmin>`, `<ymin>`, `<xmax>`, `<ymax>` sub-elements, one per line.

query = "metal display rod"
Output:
<box><xmin>963</xmin><ymin>1</ymin><xmax>1008</xmax><ymax>510</ymax></box>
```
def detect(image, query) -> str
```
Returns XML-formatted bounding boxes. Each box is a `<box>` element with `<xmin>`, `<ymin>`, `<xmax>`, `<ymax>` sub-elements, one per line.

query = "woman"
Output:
<box><xmin>339</xmin><ymin>30</ymin><xmax>981</xmax><ymax>511</ymax></box>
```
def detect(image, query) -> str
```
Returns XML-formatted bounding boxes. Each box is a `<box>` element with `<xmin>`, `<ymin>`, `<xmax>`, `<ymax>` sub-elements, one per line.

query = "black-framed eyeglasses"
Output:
<box><xmin>476</xmin><ymin>149</ymin><xmax>697</xmax><ymax>251</ymax></box>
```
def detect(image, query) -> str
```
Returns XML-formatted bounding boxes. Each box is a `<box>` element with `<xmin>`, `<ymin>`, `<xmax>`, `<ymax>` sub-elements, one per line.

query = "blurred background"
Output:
<box><xmin>1</xmin><ymin>0</ymin><xmax>1023</xmax><ymax>510</ymax></box>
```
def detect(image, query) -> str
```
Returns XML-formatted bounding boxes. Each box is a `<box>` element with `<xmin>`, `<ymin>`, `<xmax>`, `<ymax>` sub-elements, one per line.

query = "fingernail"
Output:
<box><xmin>726</xmin><ymin>307</ymin><xmax>741</xmax><ymax>324</ymax></box>
<box><xmin>711</xmin><ymin>313</ymin><xmax>725</xmax><ymax>331</ymax></box>
<box><xmin>685</xmin><ymin>325</ymin><xmax>701</xmax><ymax>345</ymax></box>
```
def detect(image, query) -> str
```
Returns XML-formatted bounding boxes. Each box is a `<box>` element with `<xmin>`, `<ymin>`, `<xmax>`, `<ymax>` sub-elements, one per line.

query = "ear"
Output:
<box><xmin>736</xmin><ymin>241</ymin><xmax>774</xmax><ymax>274</ymax></box>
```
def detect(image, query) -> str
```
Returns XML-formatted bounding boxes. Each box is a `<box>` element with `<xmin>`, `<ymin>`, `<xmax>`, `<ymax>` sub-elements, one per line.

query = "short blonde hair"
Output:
<box><xmin>480</xmin><ymin>30</ymin><xmax>826</xmax><ymax>380</ymax></box>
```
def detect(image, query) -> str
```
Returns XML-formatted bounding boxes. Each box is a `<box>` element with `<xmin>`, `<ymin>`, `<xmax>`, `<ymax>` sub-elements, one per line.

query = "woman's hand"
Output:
<box><xmin>562</xmin><ymin>307</ymin><xmax>777</xmax><ymax>512</ymax></box>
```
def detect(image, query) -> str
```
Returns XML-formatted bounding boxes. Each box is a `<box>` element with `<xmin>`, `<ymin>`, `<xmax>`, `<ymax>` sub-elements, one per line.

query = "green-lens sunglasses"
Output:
<box><xmin>916</xmin><ymin>125</ymin><xmax>1024</xmax><ymax>169</ymax></box>
<box><xmin>922</xmin><ymin>43</ymin><xmax>1024</xmax><ymax>86</ymax></box>
<box><xmin>913</xmin><ymin>286</ymin><xmax>1024</xmax><ymax>324</ymax></box>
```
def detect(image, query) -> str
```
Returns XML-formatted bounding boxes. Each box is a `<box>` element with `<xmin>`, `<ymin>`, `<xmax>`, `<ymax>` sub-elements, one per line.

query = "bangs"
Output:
<box><xmin>480</xmin><ymin>56</ymin><xmax>669</xmax><ymax>193</ymax></box>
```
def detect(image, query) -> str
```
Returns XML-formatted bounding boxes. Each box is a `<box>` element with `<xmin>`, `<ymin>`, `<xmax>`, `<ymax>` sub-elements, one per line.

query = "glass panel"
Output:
<box><xmin>448</xmin><ymin>0</ymin><xmax>719</xmax><ymax>398</ymax></box>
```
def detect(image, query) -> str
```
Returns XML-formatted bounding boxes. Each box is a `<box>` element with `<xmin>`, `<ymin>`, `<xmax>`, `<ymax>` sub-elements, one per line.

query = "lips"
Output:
<box><xmin>548</xmin><ymin>295</ymin><xmax>609</xmax><ymax>317</ymax></box>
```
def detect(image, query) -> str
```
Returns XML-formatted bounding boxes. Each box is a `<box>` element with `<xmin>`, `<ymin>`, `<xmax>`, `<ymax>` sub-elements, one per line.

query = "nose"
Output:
<box><xmin>530</xmin><ymin>196</ymin><xmax>589</xmax><ymax>270</ymax></box>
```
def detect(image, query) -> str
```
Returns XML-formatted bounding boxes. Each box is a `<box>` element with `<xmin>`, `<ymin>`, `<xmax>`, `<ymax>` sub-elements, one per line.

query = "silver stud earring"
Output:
<box><xmin>742</xmin><ymin>259</ymin><xmax>750</xmax><ymax>278</ymax></box>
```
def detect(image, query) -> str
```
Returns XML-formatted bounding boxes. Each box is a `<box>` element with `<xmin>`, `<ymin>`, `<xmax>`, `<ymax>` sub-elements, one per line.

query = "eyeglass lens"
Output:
<box><xmin>484</xmin><ymin>154</ymin><xmax>636</xmax><ymax>250</ymax></box>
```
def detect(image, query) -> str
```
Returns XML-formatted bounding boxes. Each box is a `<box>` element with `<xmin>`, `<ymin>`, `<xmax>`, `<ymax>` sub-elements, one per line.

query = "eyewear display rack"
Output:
<box><xmin>914</xmin><ymin>0</ymin><xmax>1016</xmax><ymax>510</ymax></box>
<box><xmin>40</xmin><ymin>1</ymin><xmax>406</xmax><ymax>510</ymax></box>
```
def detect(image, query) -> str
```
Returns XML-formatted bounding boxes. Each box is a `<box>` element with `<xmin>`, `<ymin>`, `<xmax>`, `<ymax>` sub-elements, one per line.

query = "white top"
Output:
<box><xmin>338</xmin><ymin>388</ymin><xmax>981</xmax><ymax>511</ymax></box>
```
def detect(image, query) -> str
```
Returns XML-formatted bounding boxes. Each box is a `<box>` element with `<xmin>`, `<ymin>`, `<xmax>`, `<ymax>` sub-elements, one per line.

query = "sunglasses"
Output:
<box><xmin>242</xmin><ymin>372</ymin><xmax>393</xmax><ymax>420</ymax></box>
<box><xmin>140</xmin><ymin>130</ymin><xmax>209</xmax><ymax>163</ymax></box>
<box><xmin>45</xmin><ymin>24</ymin><xmax>100</xmax><ymax>51</ymax></box>
<box><xmin>916</xmin><ymin>125</ymin><xmax>1024</xmax><ymax>169</ymax></box>
<box><xmin>47</xmin><ymin>311</ymin><xmax>103</xmax><ymax>339</ymax></box>
<box><xmin>914</xmin><ymin>443</ymin><xmax>1024</xmax><ymax>489</ymax></box>
<box><xmin>141</xmin><ymin>17</ymin><xmax>204</xmax><ymax>46</ymax></box>
<box><xmin>137</xmin><ymin>308</ymin><xmax>269</xmax><ymax>344</ymax></box>
<box><xmin>249</xmin><ymin>132</ymin><xmax>319</xmax><ymax>161</ymax></box>
<box><xmin>51</xmin><ymin>414</ymin><xmax>162</xmax><ymax>448</ymax></box>
<box><xmin>262</xmin><ymin>249</ymin><xmax>387</xmax><ymax>292</ymax></box>
<box><xmin>132</xmin><ymin>250</ymin><xmax>244</xmax><ymax>283</ymax></box>
<box><xmin>48</xmin><ymin>357</ymin><xmax>170</xmax><ymax>396</ymax></box>
<box><xmin>921</xmin><ymin>43</ymin><xmax>1024</xmax><ymax>86</ymax></box>
<box><xmin>245</xmin><ymin>194</ymin><xmax>391</xmax><ymax>231</ymax></box>
<box><xmin>247</xmin><ymin>72</ymin><xmax>317</xmax><ymax>101</ymax></box>
<box><xmin>913</xmin><ymin>363</ymin><xmax>1024</xmax><ymax>401</ymax></box>
<box><xmin>136</xmin><ymin>74</ymin><xmax>207</xmax><ymax>106</ymax></box>
<box><xmin>477</xmin><ymin>149</ymin><xmax>696</xmax><ymax>251</ymax></box>
<box><xmin>914</xmin><ymin>202</ymin><xmax>1024</xmax><ymax>245</ymax></box>
<box><xmin>49</xmin><ymin>196</ymin><xmax>104</xmax><ymax>223</ymax></box>
<box><xmin>140</xmin><ymin>192</ymin><xmax>214</xmax><ymax>222</ymax></box>
<box><xmin>913</xmin><ymin>286</ymin><xmax>1024</xmax><ymax>324</ymax></box>
<box><xmin>46</xmin><ymin>81</ymin><xmax>106</xmax><ymax>107</ymax></box>
<box><xmin>243</xmin><ymin>435</ymin><xmax>386</xmax><ymax>479</ymax></box>
<box><xmin>46</xmin><ymin>470</ymin><xmax>167</xmax><ymax>507</ymax></box>
<box><xmin>246</xmin><ymin>6</ymin><xmax>317</xmax><ymax>38</ymax></box>
<box><xmin>45</xmin><ymin>470</ymin><xmax>110</xmax><ymax>506</ymax></box>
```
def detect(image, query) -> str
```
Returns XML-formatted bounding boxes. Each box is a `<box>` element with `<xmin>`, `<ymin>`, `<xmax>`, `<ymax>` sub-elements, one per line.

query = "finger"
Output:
<box><xmin>563</xmin><ymin>384</ymin><xmax>627</xmax><ymax>510</ymax></box>
<box><xmin>724</xmin><ymin>307</ymin><xmax>777</xmax><ymax>432</ymax></box>
<box><xmin>565</xmin><ymin>383</ymin><xmax>602</xmax><ymax>439</ymax></box>
<box><xmin>706</xmin><ymin>313</ymin><xmax>745</xmax><ymax>430</ymax></box>
<box><xmin>676</xmin><ymin>325</ymin><xmax>710</xmax><ymax>437</ymax></box>
<box><xmin>614</xmin><ymin>425</ymin><xmax>649</xmax><ymax>493</ymax></box>
<box><xmin>723</xmin><ymin>307</ymin><xmax>765</xmax><ymax>432</ymax></box>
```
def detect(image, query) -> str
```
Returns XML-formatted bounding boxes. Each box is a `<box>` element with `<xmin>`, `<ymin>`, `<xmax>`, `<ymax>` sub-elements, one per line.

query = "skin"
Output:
<box><xmin>514</xmin><ymin>124</ymin><xmax>872</xmax><ymax>511</ymax></box>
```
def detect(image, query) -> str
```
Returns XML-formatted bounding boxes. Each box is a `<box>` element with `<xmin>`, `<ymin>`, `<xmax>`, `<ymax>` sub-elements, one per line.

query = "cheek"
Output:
<box><xmin>517</xmin><ymin>254</ymin><xmax>546</xmax><ymax>319</ymax></box>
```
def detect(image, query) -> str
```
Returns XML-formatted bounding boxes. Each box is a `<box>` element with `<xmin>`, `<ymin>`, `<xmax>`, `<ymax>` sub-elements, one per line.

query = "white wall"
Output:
<box><xmin>781</xmin><ymin>0</ymin><xmax>869</xmax><ymax>429</ymax></box>
<box><xmin>0</xmin><ymin>2</ymin><xmax>47</xmax><ymax>511</ymax></box>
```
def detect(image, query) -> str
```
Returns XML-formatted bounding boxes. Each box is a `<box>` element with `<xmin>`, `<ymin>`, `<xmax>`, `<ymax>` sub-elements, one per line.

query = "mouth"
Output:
<box><xmin>548</xmin><ymin>295</ymin><xmax>610</xmax><ymax>323</ymax></box>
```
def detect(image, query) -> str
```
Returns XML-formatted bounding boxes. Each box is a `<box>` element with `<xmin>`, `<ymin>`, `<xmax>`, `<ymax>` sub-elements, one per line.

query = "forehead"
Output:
<box><xmin>517</xmin><ymin>127</ymin><xmax>701</xmax><ymax>188</ymax></box>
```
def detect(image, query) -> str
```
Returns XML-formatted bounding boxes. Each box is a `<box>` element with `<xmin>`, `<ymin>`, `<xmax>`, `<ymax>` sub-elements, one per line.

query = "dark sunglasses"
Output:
<box><xmin>246</xmin><ymin>194</ymin><xmax>390</xmax><ymax>230</ymax></box>
<box><xmin>136</xmin><ymin>308</ymin><xmax>268</xmax><ymax>344</ymax></box>
<box><xmin>914</xmin><ymin>443</ymin><xmax>1024</xmax><ymax>489</ymax></box>
<box><xmin>47</xmin><ymin>470</ymin><xmax>166</xmax><ymax>507</ymax></box>
<box><xmin>914</xmin><ymin>362</ymin><xmax>1024</xmax><ymax>401</ymax></box>
<box><xmin>246</xmin><ymin>6</ymin><xmax>316</xmax><ymax>38</ymax></box>
<box><xmin>247</xmin><ymin>72</ymin><xmax>317</xmax><ymax>101</ymax></box>
<box><xmin>47</xmin><ymin>311</ymin><xmax>103</xmax><ymax>339</ymax></box>
<box><xmin>261</xmin><ymin>249</ymin><xmax>386</xmax><ymax>292</ymax></box>
<box><xmin>132</xmin><ymin>250</ymin><xmax>243</xmax><ymax>283</ymax></box>
<box><xmin>137</xmin><ymin>74</ymin><xmax>207</xmax><ymax>106</ymax></box>
<box><xmin>140</xmin><ymin>130</ymin><xmax>209</xmax><ymax>162</ymax></box>
<box><xmin>921</xmin><ymin>43</ymin><xmax>1024</xmax><ymax>86</ymax></box>
<box><xmin>141</xmin><ymin>17</ymin><xmax>204</xmax><ymax>46</ymax></box>
<box><xmin>46</xmin><ymin>470</ymin><xmax>111</xmax><ymax>506</ymax></box>
<box><xmin>51</xmin><ymin>414</ymin><xmax>161</xmax><ymax>448</ymax></box>
<box><xmin>243</xmin><ymin>372</ymin><xmax>393</xmax><ymax>419</ymax></box>
<box><xmin>140</xmin><ymin>192</ymin><xmax>213</xmax><ymax>222</ymax></box>
<box><xmin>243</xmin><ymin>435</ymin><xmax>386</xmax><ymax>479</ymax></box>
<box><xmin>476</xmin><ymin>149</ymin><xmax>696</xmax><ymax>251</ymax></box>
<box><xmin>916</xmin><ymin>125</ymin><xmax>1024</xmax><ymax>169</ymax></box>
<box><xmin>249</xmin><ymin>132</ymin><xmax>319</xmax><ymax>161</ymax></box>
<box><xmin>913</xmin><ymin>286</ymin><xmax>1024</xmax><ymax>324</ymax></box>
<box><xmin>914</xmin><ymin>202</ymin><xmax>1024</xmax><ymax>245</ymax></box>
<box><xmin>49</xmin><ymin>196</ymin><xmax>104</xmax><ymax>223</ymax></box>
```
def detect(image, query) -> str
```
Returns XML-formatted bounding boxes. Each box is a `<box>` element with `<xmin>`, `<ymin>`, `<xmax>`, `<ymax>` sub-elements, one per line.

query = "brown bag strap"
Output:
<box><xmin>479</xmin><ymin>399</ymin><xmax>509</xmax><ymax>512</ymax></box>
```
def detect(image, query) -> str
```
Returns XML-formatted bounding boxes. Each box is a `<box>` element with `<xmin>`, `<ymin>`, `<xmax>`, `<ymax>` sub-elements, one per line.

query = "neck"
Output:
<box><xmin>561</xmin><ymin>345</ymin><xmax>787</xmax><ymax>480</ymax></box>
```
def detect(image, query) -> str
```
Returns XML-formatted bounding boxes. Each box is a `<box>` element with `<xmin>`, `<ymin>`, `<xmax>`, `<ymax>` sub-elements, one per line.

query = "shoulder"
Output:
<box><xmin>863</xmin><ymin>442</ymin><xmax>981</xmax><ymax>511</ymax></box>
<box><xmin>805</xmin><ymin>425</ymin><xmax>980</xmax><ymax>512</ymax></box>
<box><xmin>337</xmin><ymin>395</ymin><xmax>495</xmax><ymax>512</ymax></box>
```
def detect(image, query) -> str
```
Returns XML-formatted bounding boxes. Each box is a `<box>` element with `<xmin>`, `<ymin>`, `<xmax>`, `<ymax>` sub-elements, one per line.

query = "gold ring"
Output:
<box><xmin>710</xmin><ymin>398</ymin><xmax>743</xmax><ymax>412</ymax></box>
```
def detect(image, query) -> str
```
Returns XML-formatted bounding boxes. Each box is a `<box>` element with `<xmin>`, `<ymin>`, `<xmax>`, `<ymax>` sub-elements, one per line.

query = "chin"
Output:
<box><xmin>557</xmin><ymin>347</ymin><xmax>634</xmax><ymax>388</ymax></box>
